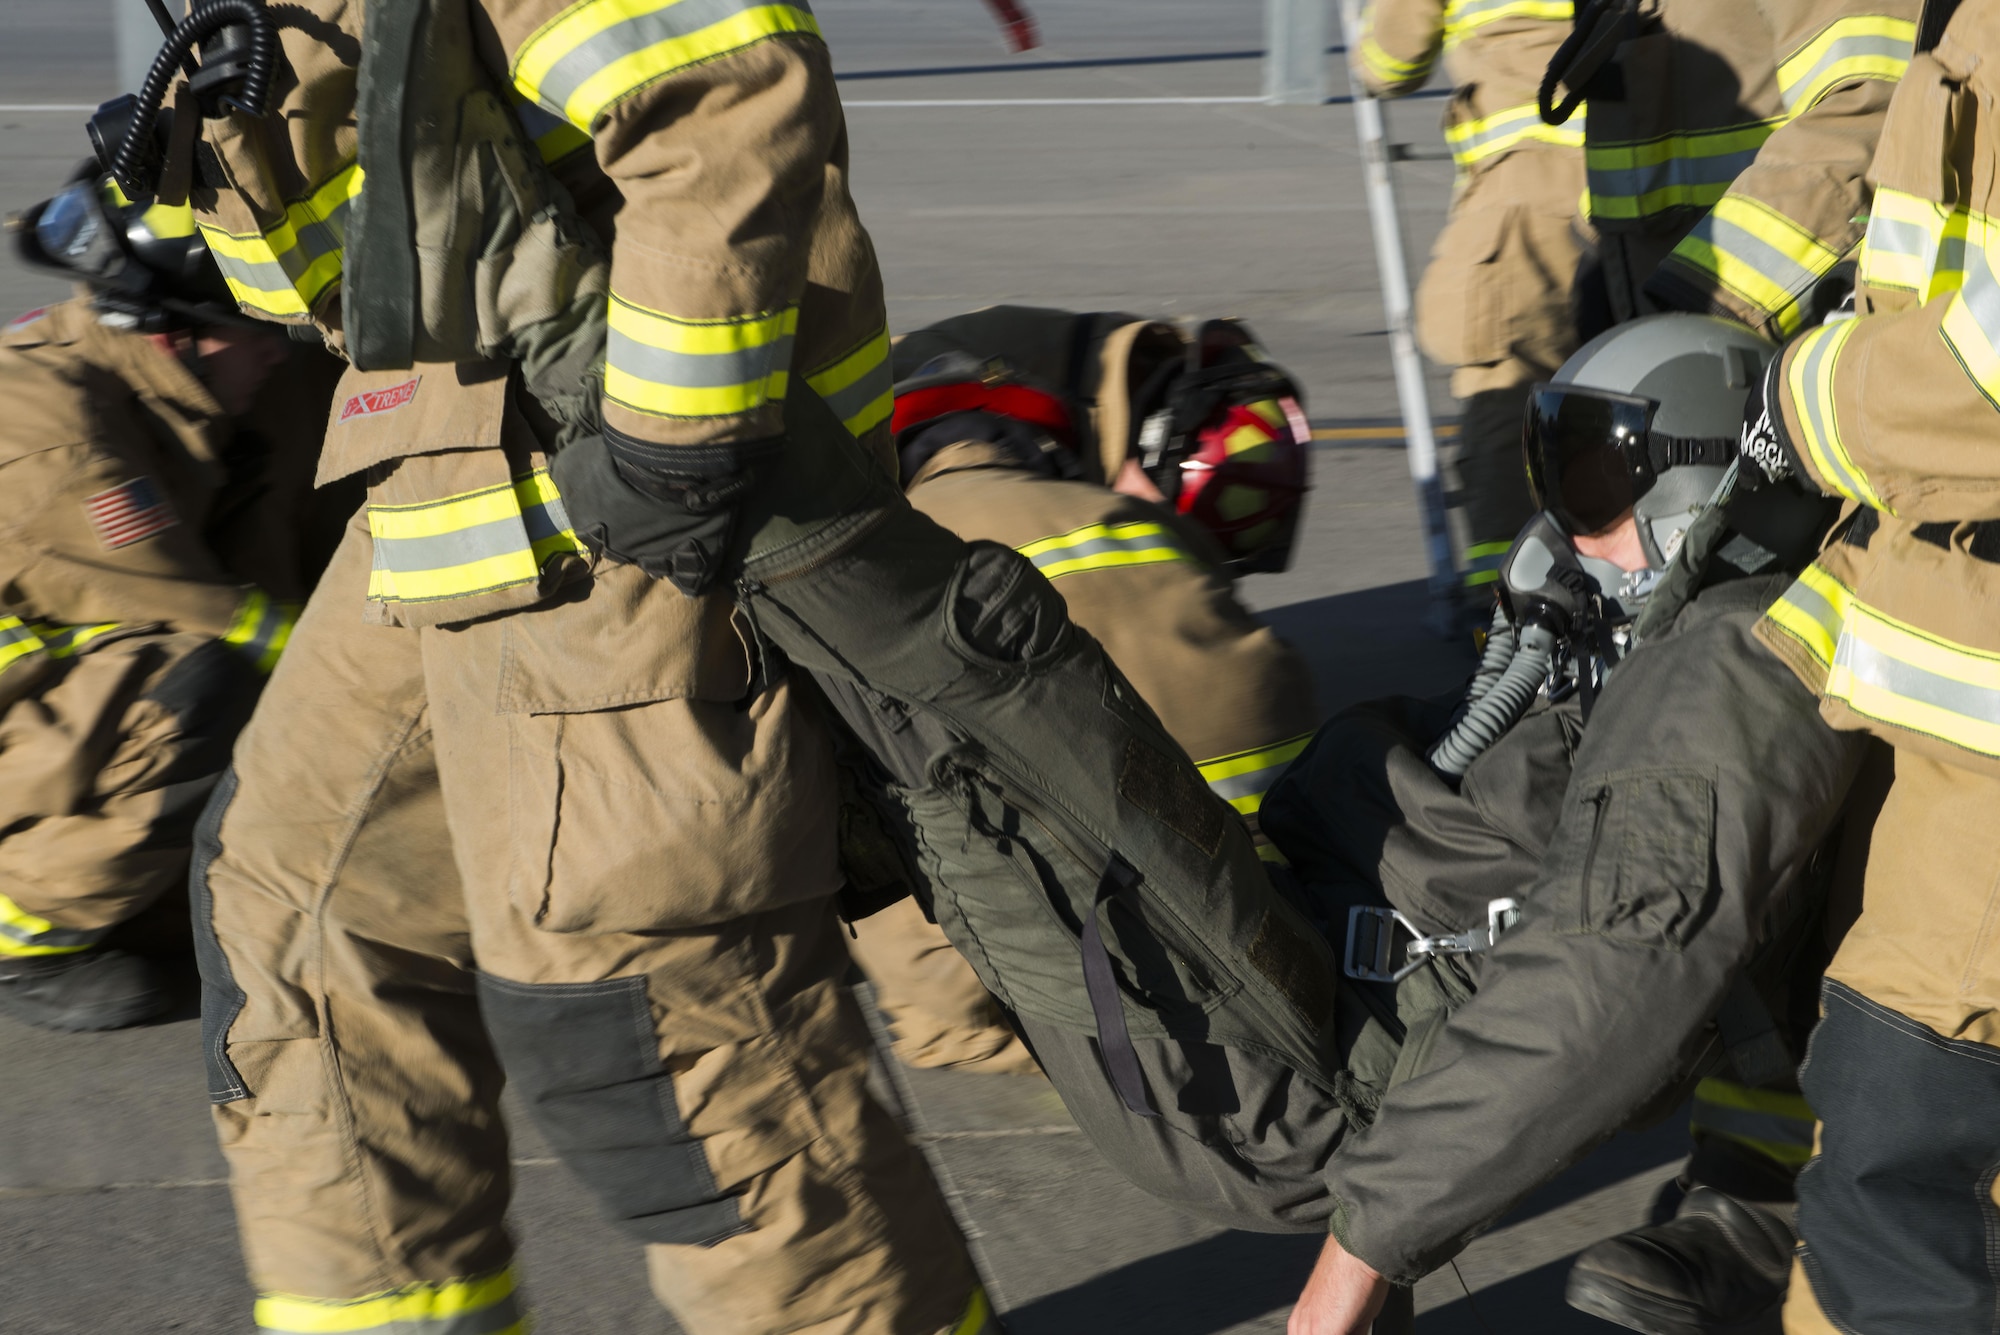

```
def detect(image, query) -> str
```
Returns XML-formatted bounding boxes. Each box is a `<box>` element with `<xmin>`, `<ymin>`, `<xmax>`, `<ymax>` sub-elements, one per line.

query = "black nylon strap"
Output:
<box><xmin>345</xmin><ymin>0</ymin><xmax>420</xmax><ymax>369</ymax></box>
<box><xmin>1648</xmin><ymin>434</ymin><xmax>1737</xmax><ymax>471</ymax></box>
<box><xmin>1080</xmin><ymin>854</ymin><xmax>1159</xmax><ymax>1118</ymax></box>
<box><xmin>1917</xmin><ymin>0</ymin><xmax>1963</xmax><ymax>52</ymax></box>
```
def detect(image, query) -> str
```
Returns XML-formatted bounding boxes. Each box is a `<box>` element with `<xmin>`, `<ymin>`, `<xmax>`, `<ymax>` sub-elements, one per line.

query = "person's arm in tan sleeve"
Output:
<box><xmin>491</xmin><ymin>0</ymin><xmax>839</xmax><ymax>454</ymax></box>
<box><xmin>1646</xmin><ymin>0</ymin><xmax>1920</xmax><ymax>338</ymax></box>
<box><xmin>1356</xmin><ymin>0</ymin><xmax>1447</xmax><ymax>98</ymax></box>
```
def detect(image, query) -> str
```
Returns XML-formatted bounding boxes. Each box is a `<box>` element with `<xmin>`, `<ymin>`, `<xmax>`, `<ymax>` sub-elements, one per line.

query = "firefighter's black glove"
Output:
<box><xmin>1739</xmin><ymin>352</ymin><xmax>1805</xmax><ymax>486</ymax></box>
<box><xmin>550</xmin><ymin>428</ymin><xmax>782</xmax><ymax>596</ymax></box>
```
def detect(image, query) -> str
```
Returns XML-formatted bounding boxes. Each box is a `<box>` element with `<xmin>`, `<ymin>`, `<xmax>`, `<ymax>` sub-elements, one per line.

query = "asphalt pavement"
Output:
<box><xmin>0</xmin><ymin>2</ymin><xmax>1690</xmax><ymax>1331</ymax></box>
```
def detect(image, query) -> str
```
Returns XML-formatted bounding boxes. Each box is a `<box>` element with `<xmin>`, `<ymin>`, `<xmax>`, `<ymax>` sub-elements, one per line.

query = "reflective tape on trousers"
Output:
<box><xmin>197</xmin><ymin>161</ymin><xmax>362</xmax><ymax>321</ymax></box>
<box><xmin>805</xmin><ymin>327</ymin><xmax>894</xmax><ymax>438</ymax></box>
<box><xmin>1765</xmin><ymin>563</ymin><xmax>2000</xmax><ymax>761</ymax></box>
<box><xmin>1015</xmin><ymin>520</ymin><xmax>1195</xmax><ymax>581</ymax></box>
<box><xmin>221</xmin><ymin>589</ymin><xmax>297</xmax><ymax>674</ymax></box>
<box><xmin>1198</xmin><ymin>733</ymin><xmax>1315</xmax><ymax>815</ymax></box>
<box><xmin>1586</xmin><ymin>120</ymin><xmax>1780</xmax><ymax>221</ymax></box>
<box><xmin>255</xmin><ymin>1268</ymin><xmax>526</xmax><ymax>1335</ymax></box>
<box><xmin>367</xmin><ymin>468</ymin><xmax>579</xmax><ymax>607</ymax></box>
<box><xmin>1690</xmin><ymin>1077</ymin><xmax>1816</xmax><ymax>1167</ymax></box>
<box><xmin>1668</xmin><ymin>194</ymin><xmax>1844</xmax><ymax>335</ymax></box>
<box><xmin>0</xmin><ymin>890</ymin><xmax>110</xmax><ymax>957</ymax></box>
<box><xmin>513</xmin><ymin>0</ymin><xmax>822</xmax><ymax>130</ymax></box>
<box><xmin>604</xmin><ymin>296</ymin><xmax>796</xmax><ymax>422</ymax></box>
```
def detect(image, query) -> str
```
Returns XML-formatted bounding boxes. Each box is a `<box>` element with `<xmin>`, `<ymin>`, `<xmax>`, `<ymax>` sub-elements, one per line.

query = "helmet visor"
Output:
<box><xmin>1524</xmin><ymin>385</ymin><xmax>1660</xmax><ymax>536</ymax></box>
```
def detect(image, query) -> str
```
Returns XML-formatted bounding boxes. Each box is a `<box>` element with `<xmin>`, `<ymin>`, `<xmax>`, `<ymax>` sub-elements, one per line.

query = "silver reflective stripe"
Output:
<box><xmin>814</xmin><ymin>357</ymin><xmax>891</xmax><ymax>429</ymax></box>
<box><xmin>1780</xmin><ymin>32</ymin><xmax>1915</xmax><ymax>111</ymax></box>
<box><xmin>1686</xmin><ymin>208</ymin><xmax>1823</xmax><ymax>301</ymax></box>
<box><xmin>1865</xmin><ymin>212</ymin><xmax>1963</xmax><ymax>271</ymax></box>
<box><xmin>206</xmin><ymin>203</ymin><xmax>349</xmax><ymax>295</ymax></box>
<box><xmin>1205</xmin><ymin>763</ymin><xmax>1287</xmax><ymax>805</ymax></box>
<box><xmin>1791</xmin><ymin>324</ymin><xmax>1872</xmax><ymax>503</ymax></box>
<box><xmin>606</xmin><ymin>325</ymin><xmax>795</xmax><ymax>390</ymax></box>
<box><xmin>1837</xmin><ymin>631</ymin><xmax>2000</xmax><ymax>727</ymax></box>
<box><xmin>523</xmin><ymin>492</ymin><xmax>573</xmax><ymax>544</ymax></box>
<box><xmin>1778</xmin><ymin>569</ymin><xmax>1842</xmax><ymax>655</ymax></box>
<box><xmin>1022</xmin><ymin>526</ymin><xmax>1182</xmax><ymax>574</ymax></box>
<box><xmin>1449</xmin><ymin>106</ymin><xmax>1546</xmax><ymax>159</ymax></box>
<box><xmin>1953</xmin><ymin>230</ymin><xmax>2000</xmax><ymax>356</ymax></box>
<box><xmin>370</xmin><ymin>514</ymin><xmax>534</xmax><ymax>576</ymax></box>
<box><xmin>1589</xmin><ymin>142</ymin><xmax>1763</xmax><ymax>206</ymax></box>
<box><xmin>531</xmin><ymin>0</ymin><xmax>794</xmax><ymax>120</ymax></box>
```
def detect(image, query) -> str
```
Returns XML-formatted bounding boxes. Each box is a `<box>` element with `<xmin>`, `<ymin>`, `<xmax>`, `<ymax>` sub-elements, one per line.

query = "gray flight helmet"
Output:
<box><xmin>1545</xmin><ymin>312</ymin><xmax>1775</xmax><ymax>572</ymax></box>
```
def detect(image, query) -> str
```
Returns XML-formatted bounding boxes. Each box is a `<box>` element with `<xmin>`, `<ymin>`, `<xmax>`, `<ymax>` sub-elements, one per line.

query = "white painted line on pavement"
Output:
<box><xmin>0</xmin><ymin>105</ymin><xmax>96</xmax><ymax>112</ymax></box>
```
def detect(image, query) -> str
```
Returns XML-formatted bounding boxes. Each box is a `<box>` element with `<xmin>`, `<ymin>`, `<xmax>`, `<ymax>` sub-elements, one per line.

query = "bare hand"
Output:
<box><xmin>1288</xmin><ymin>1234</ymin><xmax>1390</xmax><ymax>1335</ymax></box>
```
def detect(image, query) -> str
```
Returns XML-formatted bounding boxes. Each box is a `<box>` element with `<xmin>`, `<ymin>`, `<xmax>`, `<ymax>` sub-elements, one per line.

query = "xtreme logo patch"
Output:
<box><xmin>84</xmin><ymin>476</ymin><xmax>178</xmax><ymax>549</ymax></box>
<box><xmin>339</xmin><ymin>375</ymin><xmax>422</xmax><ymax>423</ymax></box>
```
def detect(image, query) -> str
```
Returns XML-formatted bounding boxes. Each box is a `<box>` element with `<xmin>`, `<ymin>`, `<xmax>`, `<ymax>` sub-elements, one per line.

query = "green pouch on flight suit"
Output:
<box><xmin>734</xmin><ymin>388</ymin><xmax>1391</xmax><ymax>1231</ymax></box>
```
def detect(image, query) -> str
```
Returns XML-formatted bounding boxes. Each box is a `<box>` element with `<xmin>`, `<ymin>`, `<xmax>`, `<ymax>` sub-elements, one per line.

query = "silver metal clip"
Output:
<box><xmin>1343</xmin><ymin>898</ymin><xmax>1522</xmax><ymax>982</ymax></box>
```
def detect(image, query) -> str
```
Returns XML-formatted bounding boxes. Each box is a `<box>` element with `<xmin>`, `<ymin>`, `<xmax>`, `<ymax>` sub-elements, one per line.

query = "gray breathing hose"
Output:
<box><xmin>1463</xmin><ymin>605</ymin><xmax>1516</xmax><ymax>705</ymax></box>
<box><xmin>1428</xmin><ymin>619</ymin><xmax>1556</xmax><ymax>778</ymax></box>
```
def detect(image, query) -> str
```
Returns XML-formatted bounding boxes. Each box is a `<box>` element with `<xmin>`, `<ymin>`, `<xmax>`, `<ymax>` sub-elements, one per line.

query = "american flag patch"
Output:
<box><xmin>84</xmin><ymin>477</ymin><xmax>179</xmax><ymax>550</ymax></box>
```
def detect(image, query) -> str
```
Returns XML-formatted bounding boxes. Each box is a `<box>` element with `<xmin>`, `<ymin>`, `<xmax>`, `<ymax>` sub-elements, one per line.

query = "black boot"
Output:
<box><xmin>0</xmin><ymin>949</ymin><xmax>171</xmax><ymax>1031</ymax></box>
<box><xmin>1565</xmin><ymin>1186</ymin><xmax>1794</xmax><ymax>1334</ymax></box>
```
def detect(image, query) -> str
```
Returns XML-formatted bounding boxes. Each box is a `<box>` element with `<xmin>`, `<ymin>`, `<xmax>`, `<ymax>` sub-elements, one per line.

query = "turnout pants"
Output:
<box><xmin>847</xmin><ymin>897</ymin><xmax>1040</xmax><ymax>1075</ymax></box>
<box><xmin>1785</xmin><ymin>753</ymin><xmax>2000</xmax><ymax>1335</ymax></box>
<box><xmin>197</xmin><ymin>525</ymin><xmax>985</xmax><ymax>1335</ymax></box>
<box><xmin>1413</xmin><ymin>148</ymin><xmax>1586</xmax><ymax>590</ymax></box>
<box><xmin>0</xmin><ymin>630</ymin><xmax>254</xmax><ymax>959</ymax></box>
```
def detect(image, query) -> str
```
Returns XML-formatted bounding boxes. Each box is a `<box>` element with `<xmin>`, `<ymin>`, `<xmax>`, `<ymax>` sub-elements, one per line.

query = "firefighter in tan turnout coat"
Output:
<box><xmin>848</xmin><ymin>309</ymin><xmax>1320</xmax><ymax>1074</ymax></box>
<box><xmin>118</xmin><ymin>0</ymin><xmax>994</xmax><ymax>1331</ymax></box>
<box><xmin>0</xmin><ymin>180</ymin><xmax>337</xmax><ymax>1033</ymax></box>
<box><xmin>1356</xmin><ymin>0</ymin><xmax>1588</xmax><ymax>596</ymax></box>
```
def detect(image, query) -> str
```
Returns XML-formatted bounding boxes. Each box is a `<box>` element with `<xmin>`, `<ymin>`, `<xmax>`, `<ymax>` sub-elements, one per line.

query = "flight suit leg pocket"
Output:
<box><xmin>1556</xmin><ymin>770</ymin><xmax>1717</xmax><ymax>948</ymax></box>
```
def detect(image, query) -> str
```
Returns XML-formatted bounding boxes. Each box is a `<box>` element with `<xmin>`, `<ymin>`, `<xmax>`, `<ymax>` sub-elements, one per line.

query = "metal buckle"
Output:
<box><xmin>1343</xmin><ymin>899</ymin><xmax>1522</xmax><ymax>982</ymax></box>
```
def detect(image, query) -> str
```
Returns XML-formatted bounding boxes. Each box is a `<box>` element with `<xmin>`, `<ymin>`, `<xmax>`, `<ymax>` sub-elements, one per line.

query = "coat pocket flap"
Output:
<box><xmin>317</xmin><ymin>361</ymin><xmax>511</xmax><ymax>486</ymax></box>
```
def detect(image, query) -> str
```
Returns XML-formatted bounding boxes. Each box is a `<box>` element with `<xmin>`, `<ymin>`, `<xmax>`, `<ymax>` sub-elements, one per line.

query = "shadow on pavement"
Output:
<box><xmin>1004</xmin><ymin>1229</ymin><xmax>1322</xmax><ymax>1334</ymax></box>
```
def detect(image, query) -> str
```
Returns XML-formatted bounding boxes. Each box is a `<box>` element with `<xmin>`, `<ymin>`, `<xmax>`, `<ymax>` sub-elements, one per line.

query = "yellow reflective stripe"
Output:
<box><xmin>1669</xmin><ymin>194</ymin><xmax>1844</xmax><ymax>335</ymax></box>
<box><xmin>1198</xmin><ymin>733</ymin><xmax>1314</xmax><ymax>815</ymax></box>
<box><xmin>1859</xmin><ymin>187</ymin><xmax>1968</xmax><ymax>300</ymax></box>
<box><xmin>220</xmin><ymin>589</ymin><xmax>297</xmax><ymax>674</ymax></box>
<box><xmin>0</xmin><ymin>891</ymin><xmax>107</xmax><ymax>957</ymax></box>
<box><xmin>1586</xmin><ymin>119</ymin><xmax>1782</xmax><ymax>221</ymax></box>
<box><xmin>1015</xmin><ymin>520</ymin><xmax>1194</xmax><ymax>581</ymax></box>
<box><xmin>805</xmin><ymin>327</ymin><xmax>893</xmax><ymax>437</ymax></box>
<box><xmin>514</xmin><ymin>0</ymin><xmax>822</xmax><ymax>130</ymax></box>
<box><xmin>1764</xmin><ymin>562</ymin><xmax>1847</xmax><ymax>673</ymax></box>
<box><xmin>1462</xmin><ymin>538</ymin><xmax>1510</xmax><ymax>588</ymax></box>
<box><xmin>366</xmin><ymin>469</ymin><xmax>579</xmax><ymax>607</ymax></box>
<box><xmin>34</xmin><ymin>622</ymin><xmax>123</xmax><ymax>658</ymax></box>
<box><xmin>511</xmin><ymin>92</ymin><xmax>595</xmax><ymax>163</ymax></box>
<box><xmin>0</xmin><ymin>616</ymin><xmax>43</xmax><ymax>674</ymax></box>
<box><xmin>196</xmin><ymin>161</ymin><xmax>363</xmax><ymax>320</ymax></box>
<box><xmin>1940</xmin><ymin>210</ymin><xmax>2000</xmax><ymax>411</ymax></box>
<box><xmin>1358</xmin><ymin>33</ymin><xmax>1433</xmax><ymax>86</ymax></box>
<box><xmin>1771</xmin><ymin>563</ymin><xmax>2000</xmax><ymax>761</ymax></box>
<box><xmin>1691</xmin><ymin>1077</ymin><xmax>1816</xmax><ymax>1167</ymax></box>
<box><xmin>950</xmin><ymin>1287</ymin><xmax>994</xmax><ymax>1335</ymax></box>
<box><xmin>256</xmin><ymin>1269</ymin><xmax>524</xmax><ymax>1335</ymax></box>
<box><xmin>1445</xmin><ymin>100</ymin><xmax>1584</xmax><ymax>166</ymax></box>
<box><xmin>1442</xmin><ymin>0</ymin><xmax>1572</xmax><ymax>44</ymax></box>
<box><xmin>1784</xmin><ymin>319</ymin><xmax>1889</xmax><ymax>511</ymax></box>
<box><xmin>1777</xmin><ymin>15</ymin><xmax>1914</xmax><ymax>113</ymax></box>
<box><xmin>604</xmin><ymin>296</ymin><xmax>796</xmax><ymax>421</ymax></box>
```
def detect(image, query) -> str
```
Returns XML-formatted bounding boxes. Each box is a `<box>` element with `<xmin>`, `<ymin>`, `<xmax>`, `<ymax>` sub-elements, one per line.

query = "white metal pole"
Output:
<box><xmin>1335</xmin><ymin>0</ymin><xmax>1459</xmax><ymax>616</ymax></box>
<box><xmin>1265</xmin><ymin>0</ymin><xmax>1331</xmax><ymax>105</ymax></box>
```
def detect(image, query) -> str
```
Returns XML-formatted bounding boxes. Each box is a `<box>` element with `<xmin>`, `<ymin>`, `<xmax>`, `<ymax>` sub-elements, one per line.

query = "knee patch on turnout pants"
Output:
<box><xmin>1796</xmin><ymin>979</ymin><xmax>2000</xmax><ymax>1334</ymax></box>
<box><xmin>475</xmin><ymin>972</ymin><xmax>740</xmax><ymax>1246</ymax></box>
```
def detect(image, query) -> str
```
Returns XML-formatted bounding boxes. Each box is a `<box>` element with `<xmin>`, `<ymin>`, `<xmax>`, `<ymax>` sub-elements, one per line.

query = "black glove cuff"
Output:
<box><xmin>600</xmin><ymin>423</ymin><xmax>785</xmax><ymax>480</ymax></box>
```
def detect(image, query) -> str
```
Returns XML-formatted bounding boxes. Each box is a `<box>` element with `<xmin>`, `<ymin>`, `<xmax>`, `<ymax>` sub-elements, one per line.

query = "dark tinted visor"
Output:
<box><xmin>1523</xmin><ymin>386</ymin><xmax>1659</xmax><ymax>536</ymax></box>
